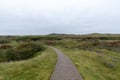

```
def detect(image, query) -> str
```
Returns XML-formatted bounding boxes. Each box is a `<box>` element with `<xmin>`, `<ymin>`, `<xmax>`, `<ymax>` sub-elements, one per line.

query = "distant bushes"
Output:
<box><xmin>1</xmin><ymin>34</ymin><xmax>120</xmax><ymax>62</ymax></box>
<box><xmin>0</xmin><ymin>42</ymin><xmax>45</xmax><ymax>62</ymax></box>
<box><xmin>0</xmin><ymin>44</ymin><xmax>13</xmax><ymax>49</ymax></box>
<box><xmin>15</xmin><ymin>36</ymin><xmax>62</xmax><ymax>41</ymax></box>
<box><xmin>0</xmin><ymin>39</ymin><xmax>10</xmax><ymax>44</ymax></box>
<box><xmin>55</xmin><ymin>38</ymin><xmax>120</xmax><ymax>52</ymax></box>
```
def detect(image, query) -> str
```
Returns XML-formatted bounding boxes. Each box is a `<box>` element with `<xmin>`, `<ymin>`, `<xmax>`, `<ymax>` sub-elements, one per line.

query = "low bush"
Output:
<box><xmin>0</xmin><ymin>39</ymin><xmax>10</xmax><ymax>44</ymax></box>
<box><xmin>0</xmin><ymin>42</ymin><xmax>45</xmax><ymax>62</ymax></box>
<box><xmin>0</xmin><ymin>44</ymin><xmax>13</xmax><ymax>49</ymax></box>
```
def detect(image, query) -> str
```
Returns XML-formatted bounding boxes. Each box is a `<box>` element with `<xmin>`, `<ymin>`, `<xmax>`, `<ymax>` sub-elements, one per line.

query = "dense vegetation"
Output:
<box><xmin>52</xmin><ymin>34</ymin><xmax>120</xmax><ymax>80</ymax></box>
<box><xmin>0</xmin><ymin>33</ymin><xmax>120</xmax><ymax>80</ymax></box>
<box><xmin>0</xmin><ymin>48</ymin><xmax>57</xmax><ymax>80</ymax></box>
<box><xmin>0</xmin><ymin>42</ymin><xmax>45</xmax><ymax>62</ymax></box>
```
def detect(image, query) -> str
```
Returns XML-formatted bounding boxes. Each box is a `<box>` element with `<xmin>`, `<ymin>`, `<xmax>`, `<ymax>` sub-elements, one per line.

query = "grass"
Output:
<box><xmin>57</xmin><ymin>47</ymin><xmax>120</xmax><ymax>80</ymax></box>
<box><xmin>96</xmin><ymin>49</ymin><xmax>120</xmax><ymax>59</ymax></box>
<box><xmin>0</xmin><ymin>48</ymin><xmax>57</xmax><ymax>80</ymax></box>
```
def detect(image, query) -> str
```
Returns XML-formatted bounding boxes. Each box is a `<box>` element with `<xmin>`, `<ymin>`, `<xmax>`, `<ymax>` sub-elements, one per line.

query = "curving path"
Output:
<box><xmin>50</xmin><ymin>47</ymin><xmax>83</xmax><ymax>80</ymax></box>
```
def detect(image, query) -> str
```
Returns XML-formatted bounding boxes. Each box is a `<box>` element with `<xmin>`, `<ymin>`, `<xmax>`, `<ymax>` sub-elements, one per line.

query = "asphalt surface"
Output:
<box><xmin>50</xmin><ymin>47</ymin><xmax>83</xmax><ymax>80</ymax></box>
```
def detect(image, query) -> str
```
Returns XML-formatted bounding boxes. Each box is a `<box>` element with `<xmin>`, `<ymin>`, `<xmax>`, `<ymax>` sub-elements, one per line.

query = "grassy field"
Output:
<box><xmin>57</xmin><ymin>47</ymin><xmax>120</xmax><ymax>80</ymax></box>
<box><xmin>0</xmin><ymin>34</ymin><xmax>120</xmax><ymax>80</ymax></box>
<box><xmin>0</xmin><ymin>48</ymin><xmax>57</xmax><ymax>80</ymax></box>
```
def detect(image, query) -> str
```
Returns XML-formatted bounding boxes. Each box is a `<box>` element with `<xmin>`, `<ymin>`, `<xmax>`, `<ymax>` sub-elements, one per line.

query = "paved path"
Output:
<box><xmin>50</xmin><ymin>47</ymin><xmax>83</xmax><ymax>80</ymax></box>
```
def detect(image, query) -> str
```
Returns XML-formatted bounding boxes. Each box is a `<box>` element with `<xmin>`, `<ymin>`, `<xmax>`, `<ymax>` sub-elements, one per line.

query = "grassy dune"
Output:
<box><xmin>58</xmin><ymin>47</ymin><xmax>120</xmax><ymax>80</ymax></box>
<box><xmin>0</xmin><ymin>48</ymin><xmax>57</xmax><ymax>80</ymax></box>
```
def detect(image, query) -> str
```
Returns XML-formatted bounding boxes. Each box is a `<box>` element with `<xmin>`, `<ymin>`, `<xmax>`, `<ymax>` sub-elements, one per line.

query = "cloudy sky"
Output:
<box><xmin>0</xmin><ymin>0</ymin><xmax>120</xmax><ymax>35</ymax></box>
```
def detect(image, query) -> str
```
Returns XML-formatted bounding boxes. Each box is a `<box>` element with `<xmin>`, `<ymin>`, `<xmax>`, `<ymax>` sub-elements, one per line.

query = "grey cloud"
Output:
<box><xmin>0</xmin><ymin>0</ymin><xmax>120</xmax><ymax>35</ymax></box>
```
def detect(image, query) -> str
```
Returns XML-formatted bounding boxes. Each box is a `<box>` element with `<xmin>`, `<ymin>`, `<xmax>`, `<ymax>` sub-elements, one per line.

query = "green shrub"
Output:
<box><xmin>0</xmin><ymin>42</ymin><xmax>45</xmax><ymax>62</ymax></box>
<box><xmin>0</xmin><ymin>39</ymin><xmax>10</xmax><ymax>44</ymax></box>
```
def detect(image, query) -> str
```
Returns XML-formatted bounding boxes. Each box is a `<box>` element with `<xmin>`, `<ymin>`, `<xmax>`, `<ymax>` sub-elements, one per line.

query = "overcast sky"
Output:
<box><xmin>0</xmin><ymin>0</ymin><xmax>120</xmax><ymax>35</ymax></box>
